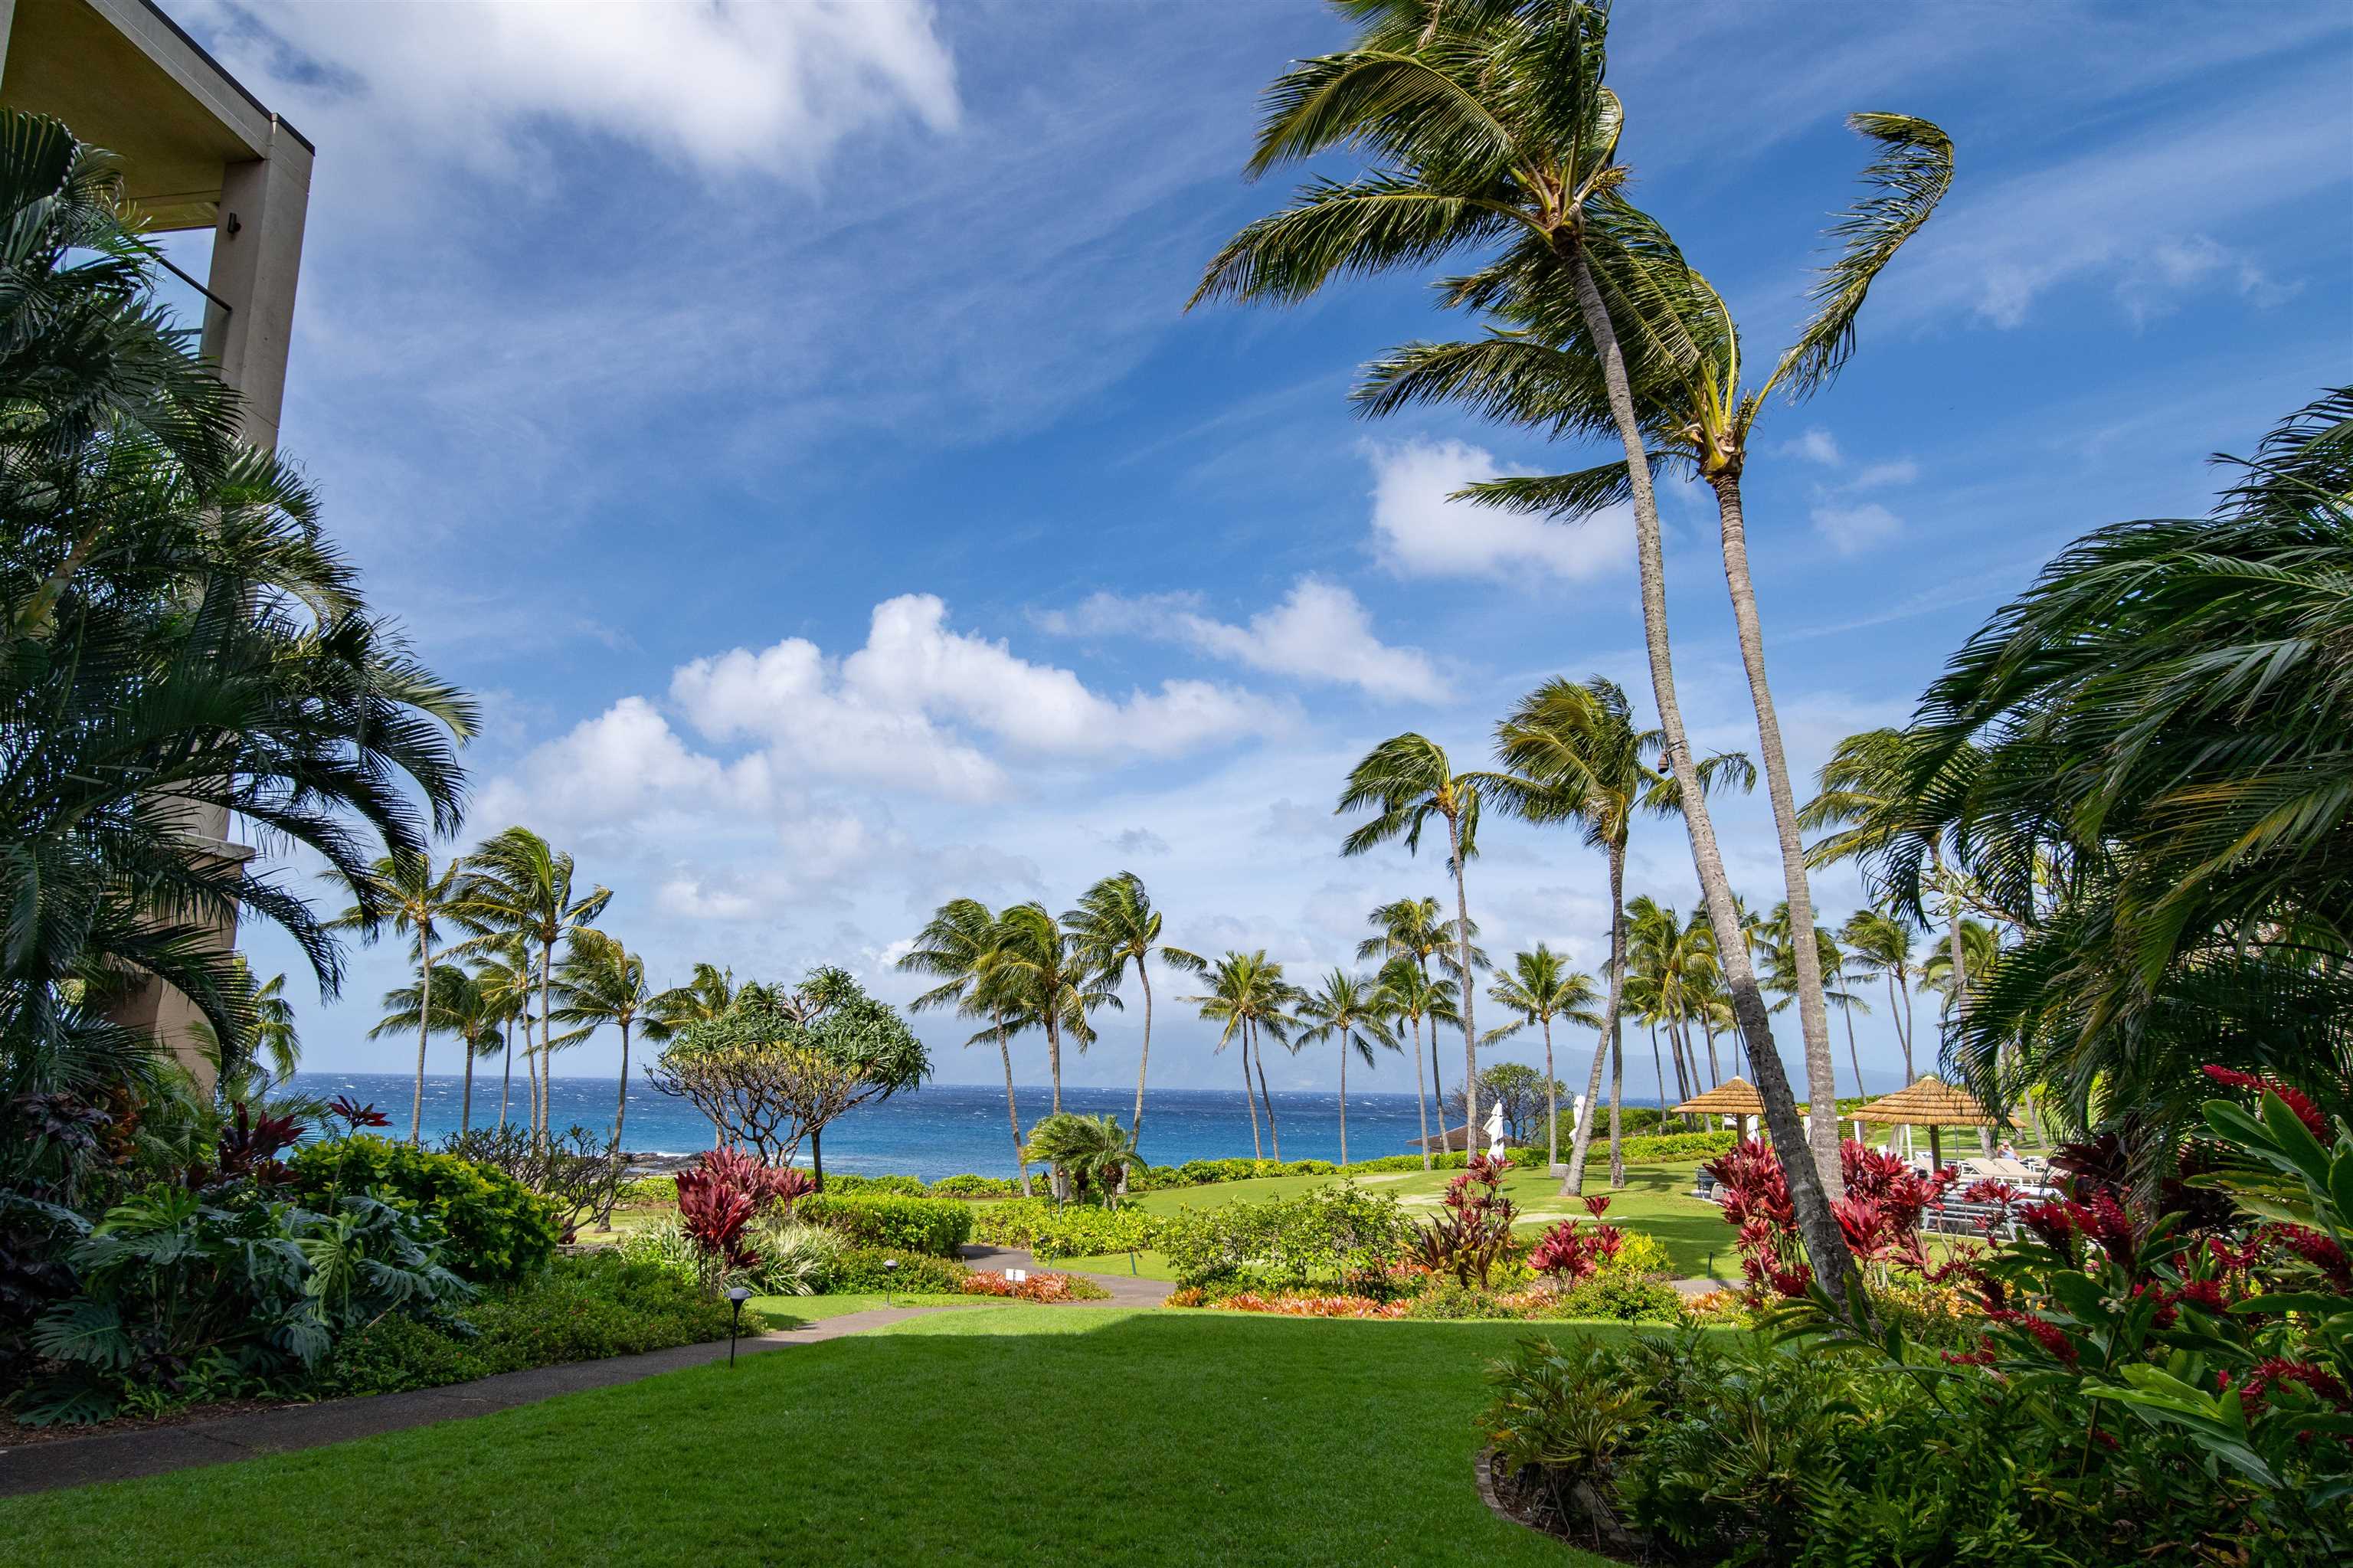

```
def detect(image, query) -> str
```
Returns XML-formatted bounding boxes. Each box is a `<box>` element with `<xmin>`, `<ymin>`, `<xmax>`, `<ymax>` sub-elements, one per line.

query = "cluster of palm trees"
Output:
<box><xmin>1193</xmin><ymin>0</ymin><xmax>1959</xmax><ymax>1298</ymax></box>
<box><xmin>345</xmin><ymin>826</ymin><xmax>743</xmax><ymax>1152</ymax></box>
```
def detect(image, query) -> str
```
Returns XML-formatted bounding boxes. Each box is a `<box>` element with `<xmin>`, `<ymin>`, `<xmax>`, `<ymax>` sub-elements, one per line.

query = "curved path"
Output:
<box><xmin>959</xmin><ymin>1244</ymin><xmax>1170</xmax><ymax>1308</ymax></box>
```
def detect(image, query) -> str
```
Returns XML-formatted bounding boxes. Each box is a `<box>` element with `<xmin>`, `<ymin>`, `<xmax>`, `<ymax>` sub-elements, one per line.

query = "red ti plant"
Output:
<box><xmin>675</xmin><ymin>1167</ymin><xmax>760</xmax><ymax>1272</ymax></box>
<box><xmin>1530</xmin><ymin>1193</ymin><xmax>1626</xmax><ymax>1287</ymax></box>
<box><xmin>1707</xmin><ymin>1137</ymin><xmax>1812</xmax><ymax>1299</ymax></box>
<box><xmin>699</xmin><ymin>1147</ymin><xmax>812</xmax><ymax>1212</ymax></box>
<box><xmin>191</xmin><ymin>1102</ymin><xmax>305</xmax><ymax>1188</ymax></box>
<box><xmin>325</xmin><ymin>1095</ymin><xmax>390</xmax><ymax>1135</ymax></box>
<box><xmin>1415</xmin><ymin>1152</ymin><xmax>1519</xmax><ymax>1288</ymax></box>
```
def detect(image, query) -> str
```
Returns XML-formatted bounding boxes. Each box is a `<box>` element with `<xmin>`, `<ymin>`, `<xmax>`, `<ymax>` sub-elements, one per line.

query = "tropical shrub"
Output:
<box><xmin>959</xmin><ymin>1269</ymin><xmax>1110</xmax><ymax>1303</ymax></box>
<box><xmin>319</xmin><ymin>1252</ymin><xmax>741</xmax><ymax>1397</ymax></box>
<box><xmin>1158</xmin><ymin>1183</ymin><xmax>1414</xmax><ymax>1289</ymax></box>
<box><xmin>615</xmin><ymin>1215</ymin><xmax>708</xmax><ymax>1291</ymax></box>
<box><xmin>796</xmin><ymin>1193</ymin><xmax>972</xmax><ymax>1258</ymax></box>
<box><xmin>818</xmin><ymin>1172</ymin><xmax>928</xmax><ymax>1197</ymax></box>
<box><xmin>1550</xmin><ymin>1273</ymin><xmax>1680</xmax><ymax>1322</ymax></box>
<box><xmin>285</xmin><ymin>1136</ymin><xmax>558</xmax><ymax>1284</ymax></box>
<box><xmin>1415</xmin><ymin>1153</ymin><xmax>1519</xmax><ymax>1288</ymax></box>
<box><xmin>674</xmin><ymin>1166</ymin><xmax>758</xmax><ymax>1272</ymax></box>
<box><xmin>21</xmin><ymin>1185</ymin><xmax>469</xmax><ymax>1424</ymax></box>
<box><xmin>614</xmin><ymin>1174</ymin><xmax>678</xmax><ymax>1206</ymax></box>
<box><xmin>438</xmin><ymin>1124</ymin><xmax>627</xmax><ymax>1236</ymax></box>
<box><xmin>1615</xmin><ymin>1130</ymin><xmax>1737</xmax><ymax>1161</ymax></box>
<box><xmin>826</xmin><ymin>1247</ymin><xmax>968</xmax><ymax>1295</ymax></box>
<box><xmin>741</xmin><ymin>1216</ymin><xmax>846</xmax><ymax>1297</ymax></box>
<box><xmin>928</xmin><ymin>1174</ymin><xmax>1022</xmax><ymax>1198</ymax></box>
<box><xmin>1215</xmin><ymin>1291</ymin><xmax>1409</xmax><ymax>1318</ymax></box>
<box><xmin>971</xmin><ymin>1197</ymin><xmax>1160</xmax><ymax>1261</ymax></box>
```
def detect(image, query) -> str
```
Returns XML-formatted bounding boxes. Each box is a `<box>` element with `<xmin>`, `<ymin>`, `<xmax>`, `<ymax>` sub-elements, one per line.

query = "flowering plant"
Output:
<box><xmin>1413</xmin><ymin>1152</ymin><xmax>1517</xmax><ymax>1288</ymax></box>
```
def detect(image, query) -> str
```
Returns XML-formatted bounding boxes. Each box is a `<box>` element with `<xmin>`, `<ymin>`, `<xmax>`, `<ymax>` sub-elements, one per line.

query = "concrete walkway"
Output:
<box><xmin>0</xmin><ymin>1305</ymin><xmax>941</xmax><ymax>1500</ymax></box>
<box><xmin>960</xmin><ymin>1244</ymin><xmax>1171</xmax><ymax>1308</ymax></box>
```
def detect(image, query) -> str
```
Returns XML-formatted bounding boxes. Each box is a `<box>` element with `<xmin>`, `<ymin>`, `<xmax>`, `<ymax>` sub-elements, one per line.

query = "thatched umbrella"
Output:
<box><xmin>1674</xmin><ymin>1076</ymin><xmax>1768</xmax><ymax>1140</ymax></box>
<box><xmin>1856</xmin><ymin>1075</ymin><xmax>1999</xmax><ymax>1169</ymax></box>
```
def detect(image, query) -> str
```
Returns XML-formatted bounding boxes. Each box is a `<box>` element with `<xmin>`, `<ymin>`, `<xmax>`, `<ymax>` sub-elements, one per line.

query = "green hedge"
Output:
<box><xmin>825</xmin><ymin>1247</ymin><xmax>969</xmax><ymax>1294</ymax></box>
<box><xmin>795</xmin><ymin>1193</ymin><xmax>973</xmax><ymax>1258</ymax></box>
<box><xmin>318</xmin><ymin>1252</ymin><xmax>740</xmax><ymax>1396</ymax></box>
<box><xmin>1159</xmin><ymin>1185</ymin><xmax>1416</xmax><ymax>1289</ymax></box>
<box><xmin>818</xmin><ymin>1173</ymin><xmax>928</xmax><ymax>1197</ymax></box>
<box><xmin>1615</xmin><ymin>1130</ymin><xmax>1739</xmax><ymax>1161</ymax></box>
<box><xmin>970</xmin><ymin>1199</ymin><xmax>1160</xmax><ymax>1260</ymax></box>
<box><xmin>286</xmin><ymin>1135</ymin><xmax>561</xmax><ymax>1283</ymax></box>
<box><xmin>929</xmin><ymin>1174</ymin><xmax>1024</xmax><ymax>1197</ymax></box>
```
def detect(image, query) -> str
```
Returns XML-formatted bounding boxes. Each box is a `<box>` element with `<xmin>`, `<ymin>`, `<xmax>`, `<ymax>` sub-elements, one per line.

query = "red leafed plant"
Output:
<box><xmin>698</xmin><ymin>1147</ymin><xmax>812</xmax><ymax>1211</ymax></box>
<box><xmin>675</xmin><ymin>1167</ymin><xmax>759</xmax><ymax>1272</ymax></box>
<box><xmin>326</xmin><ymin>1095</ymin><xmax>390</xmax><ymax>1134</ymax></box>
<box><xmin>1415</xmin><ymin>1152</ymin><xmax>1518</xmax><ymax>1287</ymax></box>
<box><xmin>191</xmin><ymin>1101</ymin><xmax>305</xmax><ymax>1187</ymax></box>
<box><xmin>1530</xmin><ymin>1194</ymin><xmax>1626</xmax><ymax>1285</ymax></box>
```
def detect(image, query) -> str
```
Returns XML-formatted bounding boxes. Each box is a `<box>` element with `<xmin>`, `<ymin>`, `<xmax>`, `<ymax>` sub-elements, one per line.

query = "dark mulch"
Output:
<box><xmin>0</xmin><ymin>1396</ymin><xmax>286</xmax><ymax>1450</ymax></box>
<box><xmin>1477</xmin><ymin>1447</ymin><xmax>1661</xmax><ymax>1565</ymax></box>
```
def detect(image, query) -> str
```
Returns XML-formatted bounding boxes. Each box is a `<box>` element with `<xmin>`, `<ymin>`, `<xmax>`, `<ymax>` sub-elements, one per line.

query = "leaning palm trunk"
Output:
<box><xmin>1540</xmin><ymin>1012</ymin><xmax>1559</xmax><ymax>1170</ymax></box>
<box><xmin>498</xmin><ymin>1039</ymin><xmax>513</xmax><ymax>1128</ymax></box>
<box><xmin>1607</xmin><ymin>1029</ymin><xmax>1627</xmax><ymax>1188</ymax></box>
<box><xmin>410</xmin><ymin>930</ymin><xmax>434</xmax><ymax>1146</ymax></box>
<box><xmin>1446</xmin><ymin>814</ymin><xmax>1480</xmax><ymax>1154</ymax></box>
<box><xmin>1254</xmin><ymin>1024</ymin><xmax>1282</xmax><ymax>1162</ymax></box>
<box><xmin>610</xmin><ymin>1019</ymin><xmax>633</xmax><ymax>1154</ymax></box>
<box><xmin>1566</xmin><ymin>246</ymin><xmax>1853</xmax><ymax>1298</ymax></box>
<box><xmin>997</xmin><ymin>1016</ymin><xmax>1029</xmax><ymax>1198</ymax></box>
<box><xmin>1409</xmin><ymin>1015</ymin><xmax>1430</xmax><ymax>1171</ymax></box>
<box><xmin>1844</xmin><ymin>1007</ymin><xmax>1865</xmax><ymax>1100</ymax></box>
<box><xmin>1563</xmin><ymin>842</ymin><xmax>1628</xmax><ymax>1193</ymax></box>
<box><xmin>1239</xmin><ymin>1033</ymin><xmax>1263</xmax><ymax>1161</ymax></box>
<box><xmin>1710</xmin><ymin>473</ymin><xmax>1842</xmax><ymax>1187</ymax></box>
<box><xmin>1133</xmin><ymin>967</ymin><xmax>1155</xmax><ymax>1139</ymax></box>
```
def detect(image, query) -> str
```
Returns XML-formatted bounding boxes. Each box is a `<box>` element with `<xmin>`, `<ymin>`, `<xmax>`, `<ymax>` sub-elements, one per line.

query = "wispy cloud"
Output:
<box><xmin>1363</xmin><ymin>439</ymin><xmax>1632</xmax><ymax>583</ymax></box>
<box><xmin>1039</xmin><ymin>578</ymin><xmax>1448</xmax><ymax>702</ymax></box>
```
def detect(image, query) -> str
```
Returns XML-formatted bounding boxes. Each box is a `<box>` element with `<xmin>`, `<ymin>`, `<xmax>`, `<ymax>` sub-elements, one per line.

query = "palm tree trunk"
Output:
<box><xmin>498</xmin><ymin>1038</ymin><xmax>513</xmax><ymax>1128</ymax></box>
<box><xmin>1238</xmin><ymin>1032</ymin><xmax>1263</xmax><ymax>1161</ymax></box>
<box><xmin>1708</xmin><ymin>473</ymin><xmax>1842</xmax><ymax>1193</ymax></box>
<box><xmin>538</xmin><ymin>936</ymin><xmax>554</xmax><ymax>1142</ymax></box>
<box><xmin>1702</xmin><ymin>1012</ymin><xmax>1722</xmax><ymax>1090</ymax></box>
<box><xmin>1607</xmin><ymin>1028</ymin><xmax>1627</xmax><ymax>1189</ymax></box>
<box><xmin>1338</xmin><ymin>1033</ymin><xmax>1350</xmax><ymax>1167</ymax></box>
<box><xmin>998</xmin><ymin>1016</ymin><xmax>1029</xmax><ymax>1199</ymax></box>
<box><xmin>1254</xmin><ymin>1026</ymin><xmax>1281</xmax><ymax>1163</ymax></box>
<box><xmin>1047</xmin><ymin>1013</ymin><xmax>1063</xmax><ymax>1116</ymax></box>
<box><xmin>1445</xmin><ymin>813</ymin><xmax>1480</xmax><ymax>1156</ymax></box>
<box><xmin>1541</xmin><ymin>1014</ymin><xmax>1559</xmax><ymax>1172</ymax></box>
<box><xmin>1409</xmin><ymin>1014</ymin><xmax>1430</xmax><ymax>1172</ymax></box>
<box><xmin>1563</xmin><ymin>840</ymin><xmax>1626</xmax><ymax>1195</ymax></box>
<box><xmin>1843</xmin><ymin>1004</ymin><xmax>1865</xmax><ymax>1100</ymax></box>
<box><xmin>411</xmin><ymin>927</ymin><xmax>434</xmax><ymax>1146</ymax></box>
<box><xmin>460</xmin><ymin>1040</ymin><xmax>475</xmax><ymax>1134</ymax></box>
<box><xmin>1650</xmin><ymin>1021</ymin><xmax>1666</xmax><ymax>1125</ymax></box>
<box><xmin>1133</xmin><ymin>963</ymin><xmax>1154</xmax><ymax>1138</ymax></box>
<box><xmin>611</xmin><ymin>1018</ymin><xmax>631</xmax><ymax>1152</ymax></box>
<box><xmin>1885</xmin><ymin>974</ymin><xmax>1911</xmax><ymax>1080</ymax></box>
<box><xmin>1564</xmin><ymin>245</ymin><xmax>1853</xmax><ymax>1295</ymax></box>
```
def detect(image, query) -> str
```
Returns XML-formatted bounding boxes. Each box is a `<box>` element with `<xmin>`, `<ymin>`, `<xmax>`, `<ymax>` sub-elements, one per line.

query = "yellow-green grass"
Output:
<box><xmin>0</xmin><ymin>1308</ymin><xmax>1624</xmax><ymax>1566</ymax></box>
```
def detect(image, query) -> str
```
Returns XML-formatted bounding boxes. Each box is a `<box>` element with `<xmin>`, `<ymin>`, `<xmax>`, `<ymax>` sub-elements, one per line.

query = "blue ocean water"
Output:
<box><xmin>285</xmin><ymin>1072</ymin><xmax>1588</xmax><ymax>1182</ymax></box>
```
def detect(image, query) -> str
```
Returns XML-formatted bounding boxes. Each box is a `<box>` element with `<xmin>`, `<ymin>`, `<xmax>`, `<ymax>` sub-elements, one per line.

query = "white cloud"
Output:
<box><xmin>1042</xmin><ymin>578</ymin><xmax>1446</xmax><ymax>702</ymax></box>
<box><xmin>2116</xmin><ymin>237</ymin><xmax>2302</xmax><ymax>325</ymax></box>
<box><xmin>1365</xmin><ymin>440</ymin><xmax>1631</xmax><ymax>582</ymax></box>
<box><xmin>1782</xmin><ymin>428</ymin><xmax>1843</xmax><ymax>466</ymax></box>
<box><xmin>1850</xmin><ymin>459</ymin><xmax>1919</xmax><ymax>490</ymax></box>
<box><xmin>193</xmin><ymin>1</ymin><xmax>957</xmax><ymax>185</ymax></box>
<box><xmin>1811</xmin><ymin>502</ymin><xmax>1904</xmax><ymax>556</ymax></box>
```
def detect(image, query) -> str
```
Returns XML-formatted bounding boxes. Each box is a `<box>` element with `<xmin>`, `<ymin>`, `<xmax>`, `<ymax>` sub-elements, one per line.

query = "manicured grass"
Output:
<box><xmin>749</xmin><ymin>1290</ymin><xmax>990</xmax><ymax>1323</ymax></box>
<box><xmin>1</xmin><ymin>1308</ymin><xmax>1619</xmax><ymax>1567</ymax></box>
<box><xmin>1111</xmin><ymin>1158</ymin><xmax>1736</xmax><ymax>1281</ymax></box>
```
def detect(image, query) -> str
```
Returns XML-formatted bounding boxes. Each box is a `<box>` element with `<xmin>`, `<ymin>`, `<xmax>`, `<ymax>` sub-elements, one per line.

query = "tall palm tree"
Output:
<box><xmin>1478</xmin><ymin>675</ymin><xmax>1749</xmax><ymax>1192</ymax></box>
<box><xmin>549</xmin><ymin>928</ymin><xmax>672</xmax><ymax>1160</ymax></box>
<box><xmin>1840</xmin><ymin>909</ymin><xmax>1922</xmax><ymax>1082</ymax></box>
<box><xmin>1338</xmin><ymin>735</ymin><xmax>1487</xmax><ymax>1156</ymax></box>
<box><xmin>1355</xmin><ymin>895</ymin><xmax>1486</xmax><ymax>1133</ymax></box>
<box><xmin>1296</xmin><ymin>968</ymin><xmax>1397</xmax><ymax>1165</ymax></box>
<box><xmin>328</xmin><ymin>852</ymin><xmax>466</xmax><ymax>1146</ymax></box>
<box><xmin>1760</xmin><ymin>907</ymin><xmax>1855</xmax><ymax>1105</ymax></box>
<box><xmin>899</xmin><ymin>899</ymin><xmax>1032</xmax><ymax>1196</ymax></box>
<box><xmin>1199</xmin><ymin>0</ymin><xmax>1856</xmax><ymax>1290</ymax></box>
<box><xmin>1376</xmin><ymin>956</ymin><xmax>1460</xmax><ymax>1170</ymax></box>
<box><xmin>187</xmin><ymin>957</ymin><xmax>301</xmax><ymax>1094</ymax></box>
<box><xmin>369</xmin><ymin>963</ymin><xmax>504</xmax><ymax>1138</ymax></box>
<box><xmin>469</xmin><ymin>935</ymin><xmax>534</xmax><ymax>1131</ymax></box>
<box><xmin>984</xmin><ymin>901</ymin><xmax>1118</xmax><ymax>1116</ymax></box>
<box><xmin>1482</xmin><ymin>946</ymin><xmax>1602</xmax><ymax>1173</ymax></box>
<box><xmin>1064</xmin><ymin>871</ymin><xmax>1204</xmax><ymax>1144</ymax></box>
<box><xmin>1182</xmin><ymin>950</ymin><xmax>1296</xmax><ymax>1162</ymax></box>
<box><xmin>453</xmin><ymin>827</ymin><xmax>610</xmax><ymax>1141</ymax></box>
<box><xmin>1361</xmin><ymin>114</ymin><xmax>1953</xmax><ymax>1195</ymax></box>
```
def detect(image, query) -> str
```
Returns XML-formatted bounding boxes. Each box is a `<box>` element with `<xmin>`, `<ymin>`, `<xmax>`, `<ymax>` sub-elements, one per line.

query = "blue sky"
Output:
<box><xmin>172</xmin><ymin>1</ymin><xmax>2351</xmax><ymax>1099</ymax></box>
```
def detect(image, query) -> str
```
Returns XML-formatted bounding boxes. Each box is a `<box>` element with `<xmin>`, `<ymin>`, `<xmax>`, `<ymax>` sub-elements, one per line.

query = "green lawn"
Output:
<box><xmin>0</xmin><ymin>1308</ymin><xmax>1622</xmax><ymax>1567</ymax></box>
<box><xmin>1050</xmin><ymin>1157</ymin><xmax>1737</xmax><ymax>1282</ymax></box>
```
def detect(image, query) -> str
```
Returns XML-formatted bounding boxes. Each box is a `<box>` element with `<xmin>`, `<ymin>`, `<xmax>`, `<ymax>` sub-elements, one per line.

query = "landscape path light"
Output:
<box><xmin>883</xmin><ymin>1257</ymin><xmax>898</xmax><ymax>1308</ymax></box>
<box><xmin>727</xmin><ymin>1285</ymin><xmax>750</xmax><ymax>1367</ymax></box>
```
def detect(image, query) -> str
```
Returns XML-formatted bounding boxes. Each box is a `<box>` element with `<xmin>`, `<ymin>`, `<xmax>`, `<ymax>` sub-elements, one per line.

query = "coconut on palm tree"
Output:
<box><xmin>1481</xmin><ymin>946</ymin><xmax>1601</xmax><ymax>1173</ymax></box>
<box><xmin>899</xmin><ymin>899</ymin><xmax>1033</xmax><ymax>1196</ymax></box>
<box><xmin>328</xmin><ymin>852</ymin><xmax>466</xmax><ymax>1146</ymax></box>
<box><xmin>452</xmin><ymin>827</ymin><xmax>610</xmax><ymax>1142</ymax></box>
<box><xmin>1064</xmin><ymin>872</ymin><xmax>1203</xmax><ymax>1144</ymax></box>
<box><xmin>1200</xmin><ymin>0</ymin><xmax>1857</xmax><ymax>1292</ymax></box>
<box><xmin>1296</xmin><ymin>969</ymin><xmax>1397</xmax><ymax>1166</ymax></box>
<box><xmin>1337</xmin><ymin>736</ymin><xmax>1488</xmax><ymax>1160</ymax></box>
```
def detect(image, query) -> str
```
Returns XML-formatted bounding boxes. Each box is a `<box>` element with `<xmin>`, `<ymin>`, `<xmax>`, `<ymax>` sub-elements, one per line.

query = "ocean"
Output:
<box><xmin>283</xmin><ymin>1072</ymin><xmax>1611</xmax><ymax>1182</ymax></box>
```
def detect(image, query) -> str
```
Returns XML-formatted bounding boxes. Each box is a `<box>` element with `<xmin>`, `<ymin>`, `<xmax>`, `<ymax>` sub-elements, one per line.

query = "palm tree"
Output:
<box><xmin>984</xmin><ymin>901</ymin><xmax>1118</xmax><ymax>1116</ymax></box>
<box><xmin>1182</xmin><ymin>950</ymin><xmax>1297</xmax><ymax>1162</ymax></box>
<box><xmin>1296</xmin><ymin>969</ymin><xmax>1398</xmax><ymax>1165</ymax></box>
<box><xmin>469</xmin><ymin>935</ymin><xmax>535</xmax><ymax>1131</ymax></box>
<box><xmin>1481</xmin><ymin>946</ymin><xmax>1602</xmax><ymax>1173</ymax></box>
<box><xmin>1920</xmin><ymin>917</ymin><xmax>2000</xmax><ymax>1025</ymax></box>
<box><xmin>1023</xmin><ymin>1112</ymin><xmax>1140</xmax><ymax>1208</ymax></box>
<box><xmin>899</xmin><ymin>899</ymin><xmax>1033</xmax><ymax>1196</ymax></box>
<box><xmin>1355</xmin><ymin>895</ymin><xmax>1486</xmax><ymax>1141</ymax></box>
<box><xmin>1478</xmin><ymin>676</ymin><xmax>1749</xmax><ymax>1193</ymax></box>
<box><xmin>1199</xmin><ymin>0</ymin><xmax>1856</xmax><ymax>1291</ymax></box>
<box><xmin>369</xmin><ymin>963</ymin><xmax>505</xmax><ymax>1138</ymax></box>
<box><xmin>453</xmin><ymin>828</ymin><xmax>610</xmax><ymax>1141</ymax></box>
<box><xmin>187</xmin><ymin>957</ymin><xmax>301</xmax><ymax>1094</ymax></box>
<box><xmin>1376</xmin><ymin>956</ymin><xmax>1460</xmax><ymax>1170</ymax></box>
<box><xmin>1064</xmin><ymin>872</ymin><xmax>1204</xmax><ymax>1144</ymax></box>
<box><xmin>1338</xmin><ymin>735</ymin><xmax>1487</xmax><ymax>1157</ymax></box>
<box><xmin>328</xmin><ymin>852</ymin><xmax>466</xmax><ymax>1146</ymax></box>
<box><xmin>1360</xmin><ymin>114</ymin><xmax>1953</xmax><ymax>1196</ymax></box>
<box><xmin>549</xmin><ymin>928</ymin><xmax>673</xmax><ymax>1160</ymax></box>
<box><xmin>1760</xmin><ymin>908</ymin><xmax>1857</xmax><ymax>1105</ymax></box>
<box><xmin>1840</xmin><ymin>909</ymin><xmax>1922</xmax><ymax>1082</ymax></box>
